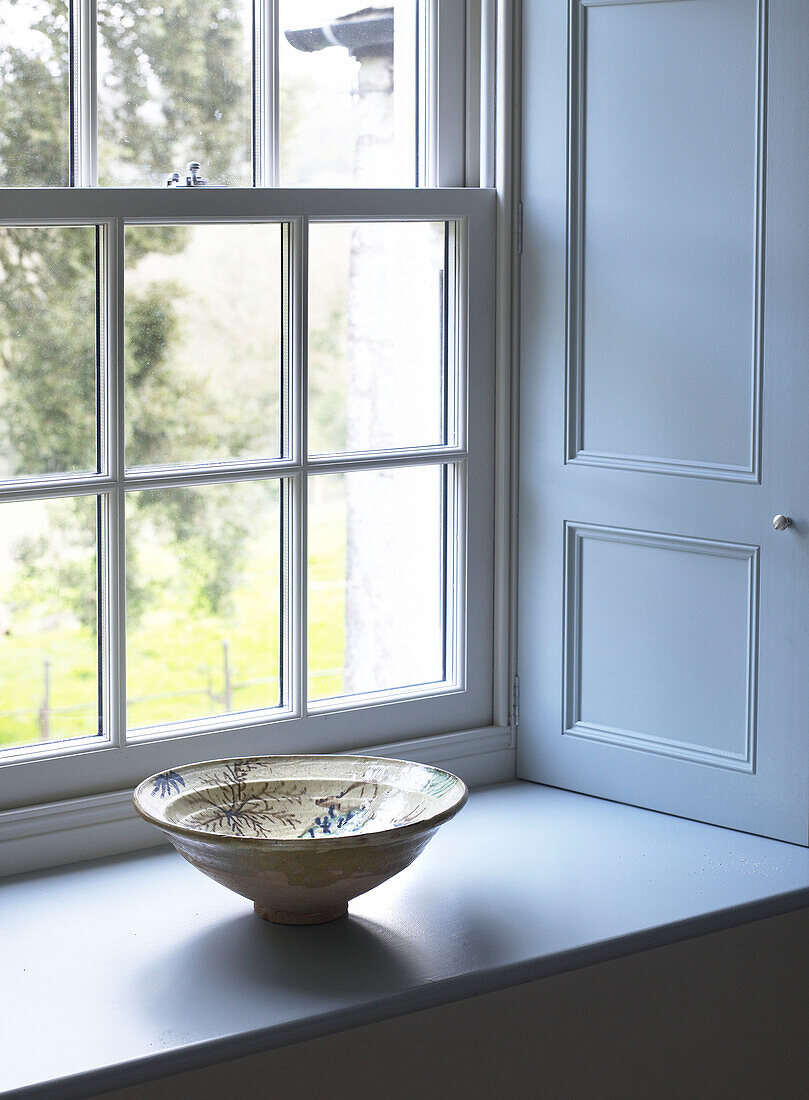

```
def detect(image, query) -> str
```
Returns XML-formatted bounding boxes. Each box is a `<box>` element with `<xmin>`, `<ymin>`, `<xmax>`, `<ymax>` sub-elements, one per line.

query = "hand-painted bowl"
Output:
<box><xmin>133</xmin><ymin>755</ymin><xmax>468</xmax><ymax>924</ymax></box>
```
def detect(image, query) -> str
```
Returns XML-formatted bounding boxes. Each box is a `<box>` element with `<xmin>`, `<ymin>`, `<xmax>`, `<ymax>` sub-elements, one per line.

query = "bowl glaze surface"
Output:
<box><xmin>133</xmin><ymin>755</ymin><xmax>467</xmax><ymax>924</ymax></box>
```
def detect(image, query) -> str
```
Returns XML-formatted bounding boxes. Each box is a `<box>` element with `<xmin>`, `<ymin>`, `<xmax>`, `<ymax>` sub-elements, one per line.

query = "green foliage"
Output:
<box><xmin>136</xmin><ymin>484</ymin><xmax>256</xmax><ymax>619</ymax></box>
<box><xmin>124</xmin><ymin>279</ymin><xmax>190</xmax><ymax>462</ymax></box>
<box><xmin>0</xmin><ymin>226</ymin><xmax>97</xmax><ymax>475</ymax></box>
<box><xmin>0</xmin><ymin>0</ymin><xmax>70</xmax><ymax>186</ymax></box>
<box><xmin>6</xmin><ymin>497</ymin><xmax>97</xmax><ymax>631</ymax></box>
<box><xmin>0</xmin><ymin>0</ymin><xmax>259</xmax><ymax>628</ymax></box>
<box><xmin>97</xmin><ymin>0</ymin><xmax>250</xmax><ymax>185</ymax></box>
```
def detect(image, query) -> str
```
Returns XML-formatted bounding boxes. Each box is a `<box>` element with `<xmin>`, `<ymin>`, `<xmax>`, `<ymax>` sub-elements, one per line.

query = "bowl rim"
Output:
<box><xmin>132</xmin><ymin>754</ymin><xmax>469</xmax><ymax>847</ymax></box>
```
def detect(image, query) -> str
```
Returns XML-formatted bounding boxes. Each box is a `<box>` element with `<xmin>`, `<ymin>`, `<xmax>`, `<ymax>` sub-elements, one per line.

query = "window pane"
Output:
<box><xmin>124</xmin><ymin>224</ymin><xmax>283</xmax><ymax>468</ymax></box>
<box><xmin>308</xmin><ymin>221</ymin><xmax>447</xmax><ymax>455</ymax></box>
<box><xmin>97</xmin><ymin>0</ymin><xmax>252</xmax><ymax>186</ymax></box>
<box><xmin>0</xmin><ymin>0</ymin><xmax>69</xmax><ymax>186</ymax></box>
<box><xmin>126</xmin><ymin>480</ymin><xmax>282</xmax><ymax>732</ymax></box>
<box><xmin>308</xmin><ymin>465</ymin><xmax>445</xmax><ymax>702</ymax></box>
<box><xmin>0</xmin><ymin>226</ymin><xmax>98</xmax><ymax>478</ymax></box>
<box><xmin>280</xmin><ymin>0</ymin><xmax>417</xmax><ymax>186</ymax></box>
<box><xmin>0</xmin><ymin>496</ymin><xmax>99</xmax><ymax>752</ymax></box>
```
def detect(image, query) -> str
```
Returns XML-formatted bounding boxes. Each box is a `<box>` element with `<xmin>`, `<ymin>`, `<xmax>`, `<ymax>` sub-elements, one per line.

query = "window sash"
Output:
<box><xmin>0</xmin><ymin>185</ymin><xmax>496</xmax><ymax>812</ymax></box>
<box><xmin>60</xmin><ymin>0</ymin><xmax>468</xmax><ymax>189</ymax></box>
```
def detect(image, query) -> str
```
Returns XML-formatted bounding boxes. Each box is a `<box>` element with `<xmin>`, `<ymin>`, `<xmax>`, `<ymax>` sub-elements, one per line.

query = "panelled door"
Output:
<box><xmin>518</xmin><ymin>0</ymin><xmax>809</xmax><ymax>843</ymax></box>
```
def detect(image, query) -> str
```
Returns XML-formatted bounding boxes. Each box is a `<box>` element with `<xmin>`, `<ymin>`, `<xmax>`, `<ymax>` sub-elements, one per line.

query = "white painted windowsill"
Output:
<box><xmin>4</xmin><ymin>781</ymin><xmax>809</xmax><ymax>1099</ymax></box>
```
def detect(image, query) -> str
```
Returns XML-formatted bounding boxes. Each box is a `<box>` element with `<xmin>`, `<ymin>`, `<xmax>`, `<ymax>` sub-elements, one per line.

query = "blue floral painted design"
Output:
<box><xmin>302</xmin><ymin>803</ymin><xmax>362</xmax><ymax>838</ymax></box>
<box><xmin>423</xmin><ymin>771</ymin><xmax>455</xmax><ymax>798</ymax></box>
<box><xmin>152</xmin><ymin>770</ymin><xmax>185</xmax><ymax>798</ymax></box>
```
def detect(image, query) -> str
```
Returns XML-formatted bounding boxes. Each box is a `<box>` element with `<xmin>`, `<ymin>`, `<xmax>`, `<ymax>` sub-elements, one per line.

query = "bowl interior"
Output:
<box><xmin>135</xmin><ymin>756</ymin><xmax>467</xmax><ymax>842</ymax></box>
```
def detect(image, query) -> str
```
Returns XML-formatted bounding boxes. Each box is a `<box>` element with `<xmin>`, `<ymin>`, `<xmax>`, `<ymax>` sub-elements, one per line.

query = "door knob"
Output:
<box><xmin>773</xmin><ymin>514</ymin><xmax>793</xmax><ymax>531</ymax></box>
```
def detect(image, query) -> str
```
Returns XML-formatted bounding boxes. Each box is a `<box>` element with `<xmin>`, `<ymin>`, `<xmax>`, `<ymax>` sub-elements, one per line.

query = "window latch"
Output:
<box><xmin>166</xmin><ymin>161</ymin><xmax>210</xmax><ymax>188</ymax></box>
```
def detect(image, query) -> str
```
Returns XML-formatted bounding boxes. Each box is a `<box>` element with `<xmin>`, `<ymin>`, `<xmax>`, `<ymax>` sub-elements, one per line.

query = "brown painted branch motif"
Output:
<box><xmin>185</xmin><ymin>761</ymin><xmax>308</xmax><ymax>838</ymax></box>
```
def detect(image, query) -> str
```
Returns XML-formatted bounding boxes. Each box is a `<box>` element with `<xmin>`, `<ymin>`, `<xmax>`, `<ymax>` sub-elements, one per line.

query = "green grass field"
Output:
<box><xmin>0</xmin><ymin>508</ymin><xmax>347</xmax><ymax>749</ymax></box>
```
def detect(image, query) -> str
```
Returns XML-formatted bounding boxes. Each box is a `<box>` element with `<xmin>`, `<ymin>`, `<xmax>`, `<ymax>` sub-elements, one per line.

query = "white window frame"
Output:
<box><xmin>70</xmin><ymin>0</ymin><xmax>468</xmax><ymax>189</ymax></box>
<box><xmin>0</xmin><ymin>186</ymin><xmax>497</xmax><ymax>809</ymax></box>
<box><xmin>0</xmin><ymin>0</ymin><xmax>519</xmax><ymax>873</ymax></box>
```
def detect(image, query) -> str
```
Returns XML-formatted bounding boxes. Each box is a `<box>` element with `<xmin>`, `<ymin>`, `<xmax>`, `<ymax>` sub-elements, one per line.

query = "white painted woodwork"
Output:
<box><xmin>518</xmin><ymin>0</ymin><xmax>809</xmax><ymax>842</ymax></box>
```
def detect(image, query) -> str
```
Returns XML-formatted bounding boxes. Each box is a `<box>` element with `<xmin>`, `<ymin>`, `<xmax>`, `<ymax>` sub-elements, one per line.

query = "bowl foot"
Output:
<box><xmin>254</xmin><ymin>901</ymin><xmax>349</xmax><ymax>925</ymax></box>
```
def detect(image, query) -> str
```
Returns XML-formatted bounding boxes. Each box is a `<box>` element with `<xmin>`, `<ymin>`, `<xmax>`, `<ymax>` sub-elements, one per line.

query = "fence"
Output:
<box><xmin>0</xmin><ymin>640</ymin><xmax>344</xmax><ymax>746</ymax></box>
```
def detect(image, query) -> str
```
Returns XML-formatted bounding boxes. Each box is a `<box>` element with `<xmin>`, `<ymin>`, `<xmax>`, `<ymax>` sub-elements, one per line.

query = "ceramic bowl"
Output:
<box><xmin>133</xmin><ymin>755</ymin><xmax>468</xmax><ymax>924</ymax></box>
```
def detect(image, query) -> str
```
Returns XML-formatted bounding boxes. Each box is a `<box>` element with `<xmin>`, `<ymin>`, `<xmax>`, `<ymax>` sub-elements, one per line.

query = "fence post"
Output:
<box><xmin>38</xmin><ymin>657</ymin><xmax>51</xmax><ymax>741</ymax></box>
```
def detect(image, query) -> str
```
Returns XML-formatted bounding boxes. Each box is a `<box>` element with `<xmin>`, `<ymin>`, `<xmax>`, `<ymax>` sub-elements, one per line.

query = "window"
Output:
<box><xmin>0</xmin><ymin>0</ymin><xmax>500</xmax><ymax>817</ymax></box>
<box><xmin>0</xmin><ymin>0</ymin><xmax>466</xmax><ymax>189</ymax></box>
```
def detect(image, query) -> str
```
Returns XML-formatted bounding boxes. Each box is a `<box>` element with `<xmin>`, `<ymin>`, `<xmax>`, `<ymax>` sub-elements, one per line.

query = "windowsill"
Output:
<box><xmin>4</xmin><ymin>781</ymin><xmax>809</xmax><ymax>1099</ymax></box>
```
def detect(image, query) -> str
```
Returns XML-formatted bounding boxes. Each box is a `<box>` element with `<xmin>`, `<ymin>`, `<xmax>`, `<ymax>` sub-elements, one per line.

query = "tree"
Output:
<box><xmin>0</xmin><ymin>0</ymin><xmax>70</xmax><ymax>188</ymax></box>
<box><xmin>96</xmin><ymin>0</ymin><xmax>251</xmax><ymax>186</ymax></box>
<box><xmin>0</xmin><ymin>0</ymin><xmax>260</xmax><ymax>627</ymax></box>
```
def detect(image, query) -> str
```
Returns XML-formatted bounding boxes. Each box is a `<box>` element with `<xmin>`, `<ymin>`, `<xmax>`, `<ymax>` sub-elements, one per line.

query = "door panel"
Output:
<box><xmin>518</xmin><ymin>0</ymin><xmax>809</xmax><ymax>842</ymax></box>
<box><xmin>566</xmin><ymin>524</ymin><xmax>757</xmax><ymax>767</ymax></box>
<box><xmin>571</xmin><ymin>0</ymin><xmax>761</xmax><ymax>477</ymax></box>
